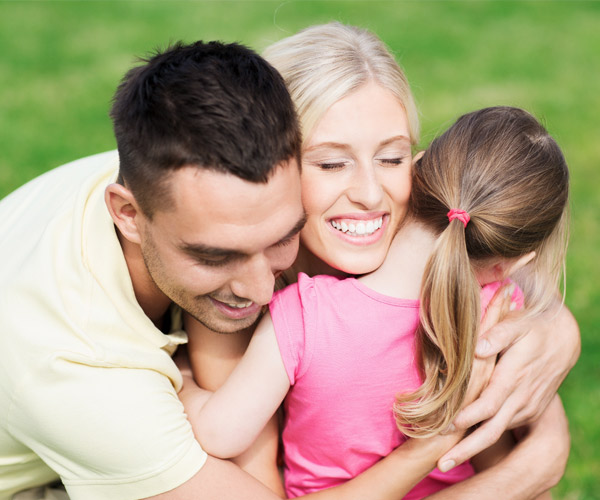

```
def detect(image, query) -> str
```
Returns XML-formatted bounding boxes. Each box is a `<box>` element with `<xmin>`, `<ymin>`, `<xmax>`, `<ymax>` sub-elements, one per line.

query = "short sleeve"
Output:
<box><xmin>269</xmin><ymin>273</ymin><xmax>318</xmax><ymax>386</ymax></box>
<box><xmin>7</xmin><ymin>359</ymin><xmax>207</xmax><ymax>500</ymax></box>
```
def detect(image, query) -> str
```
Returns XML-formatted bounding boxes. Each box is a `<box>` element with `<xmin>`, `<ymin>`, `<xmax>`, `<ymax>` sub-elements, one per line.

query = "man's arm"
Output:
<box><xmin>146</xmin><ymin>395</ymin><xmax>570</xmax><ymax>500</ymax></box>
<box><xmin>166</xmin><ymin>347</ymin><xmax>495</xmax><ymax>500</ymax></box>
<box><xmin>144</xmin><ymin>426</ymin><xmax>466</xmax><ymax>500</ymax></box>
<box><xmin>427</xmin><ymin>395</ymin><xmax>569</xmax><ymax>499</ymax></box>
<box><xmin>438</xmin><ymin>299</ymin><xmax>579</xmax><ymax>469</ymax></box>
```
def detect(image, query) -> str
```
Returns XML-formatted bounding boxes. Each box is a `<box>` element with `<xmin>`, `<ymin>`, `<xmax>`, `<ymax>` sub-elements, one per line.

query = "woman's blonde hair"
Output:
<box><xmin>263</xmin><ymin>22</ymin><xmax>419</xmax><ymax>145</ymax></box>
<box><xmin>395</xmin><ymin>107</ymin><xmax>570</xmax><ymax>437</ymax></box>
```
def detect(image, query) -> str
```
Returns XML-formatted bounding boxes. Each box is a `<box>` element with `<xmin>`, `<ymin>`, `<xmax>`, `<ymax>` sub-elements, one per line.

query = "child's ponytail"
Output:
<box><xmin>395</xmin><ymin>213</ymin><xmax>481</xmax><ymax>436</ymax></box>
<box><xmin>394</xmin><ymin>107</ymin><xmax>569</xmax><ymax>437</ymax></box>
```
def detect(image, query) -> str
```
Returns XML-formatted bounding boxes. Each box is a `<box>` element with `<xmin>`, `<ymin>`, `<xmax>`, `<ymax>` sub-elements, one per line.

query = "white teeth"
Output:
<box><xmin>226</xmin><ymin>301</ymin><xmax>253</xmax><ymax>309</ymax></box>
<box><xmin>330</xmin><ymin>216</ymin><xmax>383</xmax><ymax>237</ymax></box>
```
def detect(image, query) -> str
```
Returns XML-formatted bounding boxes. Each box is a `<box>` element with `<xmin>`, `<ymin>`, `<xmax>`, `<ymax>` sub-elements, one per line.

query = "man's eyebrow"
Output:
<box><xmin>179</xmin><ymin>212</ymin><xmax>307</xmax><ymax>258</ymax></box>
<box><xmin>179</xmin><ymin>242</ymin><xmax>246</xmax><ymax>260</ymax></box>
<box><xmin>275</xmin><ymin>212</ymin><xmax>308</xmax><ymax>245</ymax></box>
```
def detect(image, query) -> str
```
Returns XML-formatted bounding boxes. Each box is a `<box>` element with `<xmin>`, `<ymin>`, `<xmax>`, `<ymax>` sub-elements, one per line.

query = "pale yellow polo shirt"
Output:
<box><xmin>0</xmin><ymin>151</ymin><xmax>207</xmax><ymax>500</ymax></box>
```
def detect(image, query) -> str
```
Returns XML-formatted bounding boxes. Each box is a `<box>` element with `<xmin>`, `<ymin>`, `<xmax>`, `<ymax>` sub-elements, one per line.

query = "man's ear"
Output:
<box><xmin>104</xmin><ymin>183</ymin><xmax>143</xmax><ymax>245</ymax></box>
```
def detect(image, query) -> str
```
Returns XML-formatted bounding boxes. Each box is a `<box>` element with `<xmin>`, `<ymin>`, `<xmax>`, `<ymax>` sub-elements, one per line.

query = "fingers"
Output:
<box><xmin>438</xmin><ymin>399</ymin><xmax>515</xmax><ymax>471</ymax></box>
<box><xmin>455</xmin><ymin>376</ymin><xmax>510</xmax><ymax>429</ymax></box>
<box><xmin>476</xmin><ymin>284</ymin><xmax>518</xmax><ymax>358</ymax></box>
<box><xmin>510</xmin><ymin>383</ymin><xmax>552</xmax><ymax>425</ymax></box>
<box><xmin>463</xmin><ymin>355</ymin><xmax>496</xmax><ymax>407</ymax></box>
<box><xmin>476</xmin><ymin>313</ymin><xmax>529</xmax><ymax>358</ymax></box>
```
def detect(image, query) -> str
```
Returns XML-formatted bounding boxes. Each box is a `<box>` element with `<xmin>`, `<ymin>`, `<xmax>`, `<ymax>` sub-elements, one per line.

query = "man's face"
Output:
<box><xmin>138</xmin><ymin>161</ymin><xmax>304</xmax><ymax>333</ymax></box>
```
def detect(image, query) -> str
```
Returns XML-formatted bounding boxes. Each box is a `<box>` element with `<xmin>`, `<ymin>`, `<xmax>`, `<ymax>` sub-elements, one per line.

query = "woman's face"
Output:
<box><xmin>300</xmin><ymin>82</ymin><xmax>413</xmax><ymax>275</ymax></box>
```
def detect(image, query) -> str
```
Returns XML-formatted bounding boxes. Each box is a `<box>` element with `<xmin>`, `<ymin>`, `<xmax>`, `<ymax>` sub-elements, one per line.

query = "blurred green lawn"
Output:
<box><xmin>1</xmin><ymin>1</ymin><xmax>598</xmax><ymax>498</ymax></box>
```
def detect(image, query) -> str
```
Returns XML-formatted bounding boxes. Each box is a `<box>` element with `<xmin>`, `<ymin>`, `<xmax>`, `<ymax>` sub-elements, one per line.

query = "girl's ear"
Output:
<box><xmin>412</xmin><ymin>151</ymin><xmax>425</xmax><ymax>164</ymax></box>
<box><xmin>476</xmin><ymin>251</ymin><xmax>537</xmax><ymax>285</ymax></box>
<box><xmin>505</xmin><ymin>251</ymin><xmax>537</xmax><ymax>276</ymax></box>
<box><xmin>104</xmin><ymin>183</ymin><xmax>143</xmax><ymax>245</ymax></box>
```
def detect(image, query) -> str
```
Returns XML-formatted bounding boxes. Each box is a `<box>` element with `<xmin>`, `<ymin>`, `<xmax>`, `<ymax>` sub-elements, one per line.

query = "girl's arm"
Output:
<box><xmin>184</xmin><ymin>311</ymin><xmax>290</xmax><ymax>459</ymax></box>
<box><xmin>184</xmin><ymin>315</ymin><xmax>253</xmax><ymax>392</ymax></box>
<box><xmin>181</xmin><ymin>339</ymin><xmax>536</xmax><ymax>500</ymax></box>
<box><xmin>182</xmin><ymin>317</ymin><xmax>285</xmax><ymax>496</ymax></box>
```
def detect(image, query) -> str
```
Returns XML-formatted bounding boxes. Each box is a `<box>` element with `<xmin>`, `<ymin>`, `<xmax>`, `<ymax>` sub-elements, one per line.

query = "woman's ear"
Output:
<box><xmin>104</xmin><ymin>183</ymin><xmax>143</xmax><ymax>245</ymax></box>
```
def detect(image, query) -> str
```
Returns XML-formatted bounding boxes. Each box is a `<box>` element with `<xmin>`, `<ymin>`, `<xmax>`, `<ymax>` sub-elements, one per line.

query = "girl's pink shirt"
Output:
<box><xmin>270</xmin><ymin>274</ymin><xmax>523</xmax><ymax>498</ymax></box>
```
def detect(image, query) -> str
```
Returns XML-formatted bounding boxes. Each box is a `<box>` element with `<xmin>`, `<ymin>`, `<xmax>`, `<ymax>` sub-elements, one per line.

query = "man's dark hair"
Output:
<box><xmin>110</xmin><ymin>40</ymin><xmax>302</xmax><ymax>217</ymax></box>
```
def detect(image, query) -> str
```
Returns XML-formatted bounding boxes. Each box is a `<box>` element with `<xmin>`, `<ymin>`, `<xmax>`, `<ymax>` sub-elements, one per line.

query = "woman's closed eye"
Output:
<box><xmin>317</xmin><ymin>161</ymin><xmax>348</xmax><ymax>170</ymax></box>
<box><xmin>377</xmin><ymin>155</ymin><xmax>408</xmax><ymax>167</ymax></box>
<box><xmin>303</xmin><ymin>158</ymin><xmax>350</xmax><ymax>171</ymax></box>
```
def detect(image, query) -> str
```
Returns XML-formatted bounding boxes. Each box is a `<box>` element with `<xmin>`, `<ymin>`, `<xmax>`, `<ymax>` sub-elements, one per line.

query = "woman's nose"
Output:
<box><xmin>346</xmin><ymin>163</ymin><xmax>384</xmax><ymax>208</ymax></box>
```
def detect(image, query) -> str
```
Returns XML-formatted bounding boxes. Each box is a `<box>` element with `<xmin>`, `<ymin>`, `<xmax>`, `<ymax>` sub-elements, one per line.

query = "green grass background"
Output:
<box><xmin>0</xmin><ymin>0</ymin><xmax>598</xmax><ymax>497</ymax></box>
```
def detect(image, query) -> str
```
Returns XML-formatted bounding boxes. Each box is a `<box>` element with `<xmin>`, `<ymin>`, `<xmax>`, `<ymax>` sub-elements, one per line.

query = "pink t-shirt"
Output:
<box><xmin>271</xmin><ymin>273</ymin><xmax>523</xmax><ymax>498</ymax></box>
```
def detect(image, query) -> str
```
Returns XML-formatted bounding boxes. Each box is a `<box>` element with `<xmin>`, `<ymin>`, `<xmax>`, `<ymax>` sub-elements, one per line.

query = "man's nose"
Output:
<box><xmin>230</xmin><ymin>254</ymin><xmax>276</xmax><ymax>306</ymax></box>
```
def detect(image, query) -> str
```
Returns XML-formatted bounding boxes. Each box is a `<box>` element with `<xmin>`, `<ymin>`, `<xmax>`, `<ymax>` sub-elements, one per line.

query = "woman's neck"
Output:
<box><xmin>359</xmin><ymin>219</ymin><xmax>437</xmax><ymax>300</ymax></box>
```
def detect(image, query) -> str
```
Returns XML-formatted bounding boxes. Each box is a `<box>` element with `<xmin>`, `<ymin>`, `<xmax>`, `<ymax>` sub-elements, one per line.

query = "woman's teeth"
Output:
<box><xmin>330</xmin><ymin>217</ymin><xmax>383</xmax><ymax>236</ymax></box>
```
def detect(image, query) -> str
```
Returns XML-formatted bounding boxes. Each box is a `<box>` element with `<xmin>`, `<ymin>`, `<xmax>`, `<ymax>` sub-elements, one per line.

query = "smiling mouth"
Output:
<box><xmin>216</xmin><ymin>299</ymin><xmax>254</xmax><ymax>309</ymax></box>
<box><xmin>329</xmin><ymin>216</ymin><xmax>383</xmax><ymax>237</ymax></box>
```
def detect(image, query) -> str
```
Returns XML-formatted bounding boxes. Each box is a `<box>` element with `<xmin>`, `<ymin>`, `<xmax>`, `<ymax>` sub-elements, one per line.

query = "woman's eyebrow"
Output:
<box><xmin>379</xmin><ymin>135</ymin><xmax>411</xmax><ymax>148</ymax></box>
<box><xmin>303</xmin><ymin>142</ymin><xmax>350</xmax><ymax>153</ymax></box>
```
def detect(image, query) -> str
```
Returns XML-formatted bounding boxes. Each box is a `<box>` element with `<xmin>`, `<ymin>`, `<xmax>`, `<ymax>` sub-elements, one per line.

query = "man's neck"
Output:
<box><xmin>116</xmin><ymin>228</ymin><xmax>172</xmax><ymax>329</ymax></box>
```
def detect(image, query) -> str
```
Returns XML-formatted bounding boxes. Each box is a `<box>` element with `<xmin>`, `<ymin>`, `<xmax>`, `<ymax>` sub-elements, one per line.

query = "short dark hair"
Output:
<box><xmin>110</xmin><ymin>40</ymin><xmax>302</xmax><ymax>217</ymax></box>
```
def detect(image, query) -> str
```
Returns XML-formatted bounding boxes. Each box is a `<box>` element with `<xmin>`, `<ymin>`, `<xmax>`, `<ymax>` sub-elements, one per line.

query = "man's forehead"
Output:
<box><xmin>160</xmin><ymin>162</ymin><xmax>303</xmax><ymax>249</ymax></box>
<box><xmin>174</xmin><ymin>162</ymin><xmax>299</xmax><ymax>206</ymax></box>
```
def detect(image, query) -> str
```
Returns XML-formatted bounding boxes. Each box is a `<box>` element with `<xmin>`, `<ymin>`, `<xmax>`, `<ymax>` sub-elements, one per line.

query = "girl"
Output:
<box><xmin>188</xmin><ymin>106</ymin><xmax>569</xmax><ymax>498</ymax></box>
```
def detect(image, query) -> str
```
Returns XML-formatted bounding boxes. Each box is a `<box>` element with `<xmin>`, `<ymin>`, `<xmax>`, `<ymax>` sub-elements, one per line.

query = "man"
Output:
<box><xmin>0</xmin><ymin>40</ymin><xmax>575</xmax><ymax>500</ymax></box>
<box><xmin>0</xmin><ymin>40</ymin><xmax>305</xmax><ymax>500</ymax></box>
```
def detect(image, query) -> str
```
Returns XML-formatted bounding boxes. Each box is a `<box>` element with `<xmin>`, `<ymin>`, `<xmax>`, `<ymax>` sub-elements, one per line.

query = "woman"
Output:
<box><xmin>181</xmin><ymin>23</ymin><xmax>578</xmax><ymax>498</ymax></box>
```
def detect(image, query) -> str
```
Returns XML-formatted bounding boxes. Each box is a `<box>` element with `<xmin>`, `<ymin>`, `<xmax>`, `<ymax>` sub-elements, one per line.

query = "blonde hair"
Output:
<box><xmin>394</xmin><ymin>107</ymin><xmax>570</xmax><ymax>437</ymax></box>
<box><xmin>263</xmin><ymin>22</ymin><xmax>419</xmax><ymax>145</ymax></box>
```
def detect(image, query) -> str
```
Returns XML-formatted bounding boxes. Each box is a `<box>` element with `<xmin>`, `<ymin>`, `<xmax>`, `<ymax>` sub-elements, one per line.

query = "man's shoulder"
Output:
<box><xmin>0</xmin><ymin>150</ymin><xmax>119</xmax><ymax>210</ymax></box>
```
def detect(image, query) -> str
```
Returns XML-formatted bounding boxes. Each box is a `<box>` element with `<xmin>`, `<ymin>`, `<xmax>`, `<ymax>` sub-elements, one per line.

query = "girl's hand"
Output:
<box><xmin>437</xmin><ymin>296</ymin><xmax>579</xmax><ymax>470</ymax></box>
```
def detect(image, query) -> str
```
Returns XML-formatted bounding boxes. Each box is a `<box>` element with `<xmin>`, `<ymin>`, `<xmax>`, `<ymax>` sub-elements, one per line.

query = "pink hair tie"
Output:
<box><xmin>447</xmin><ymin>208</ymin><xmax>470</xmax><ymax>228</ymax></box>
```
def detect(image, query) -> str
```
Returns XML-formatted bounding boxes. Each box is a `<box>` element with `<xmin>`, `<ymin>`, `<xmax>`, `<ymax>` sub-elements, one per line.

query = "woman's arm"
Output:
<box><xmin>438</xmin><ymin>297</ymin><xmax>578</xmax><ymax>468</ymax></box>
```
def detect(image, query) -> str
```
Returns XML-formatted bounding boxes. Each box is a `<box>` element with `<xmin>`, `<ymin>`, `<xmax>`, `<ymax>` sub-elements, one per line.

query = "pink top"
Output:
<box><xmin>271</xmin><ymin>273</ymin><xmax>522</xmax><ymax>498</ymax></box>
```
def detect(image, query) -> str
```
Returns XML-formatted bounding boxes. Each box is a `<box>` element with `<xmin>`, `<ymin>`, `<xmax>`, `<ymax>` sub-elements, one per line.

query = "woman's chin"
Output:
<box><xmin>326</xmin><ymin>251</ymin><xmax>387</xmax><ymax>277</ymax></box>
